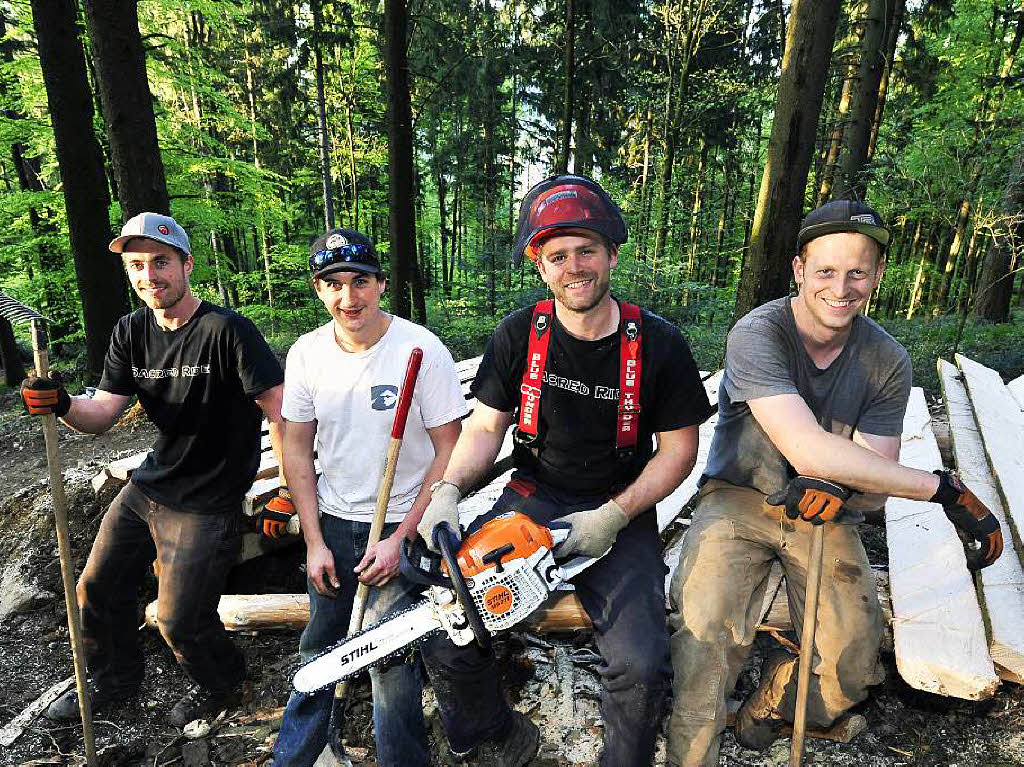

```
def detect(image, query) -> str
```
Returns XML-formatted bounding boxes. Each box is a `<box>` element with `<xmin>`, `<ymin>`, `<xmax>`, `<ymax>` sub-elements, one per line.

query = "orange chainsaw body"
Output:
<box><xmin>441</xmin><ymin>511</ymin><xmax>554</xmax><ymax>578</ymax></box>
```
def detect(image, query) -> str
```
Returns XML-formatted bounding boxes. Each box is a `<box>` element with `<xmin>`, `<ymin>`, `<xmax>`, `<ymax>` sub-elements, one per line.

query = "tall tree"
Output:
<box><xmin>312</xmin><ymin>0</ymin><xmax>335</xmax><ymax>230</ymax></box>
<box><xmin>82</xmin><ymin>0</ymin><xmax>169</xmax><ymax>218</ymax></box>
<box><xmin>733</xmin><ymin>0</ymin><xmax>843</xmax><ymax>322</ymax></box>
<box><xmin>32</xmin><ymin>0</ymin><xmax>130</xmax><ymax>378</ymax></box>
<box><xmin>556</xmin><ymin>0</ymin><xmax>576</xmax><ymax>174</ymax></box>
<box><xmin>384</xmin><ymin>0</ymin><xmax>415</xmax><ymax>319</ymax></box>
<box><xmin>974</xmin><ymin>133</ymin><xmax>1024</xmax><ymax>321</ymax></box>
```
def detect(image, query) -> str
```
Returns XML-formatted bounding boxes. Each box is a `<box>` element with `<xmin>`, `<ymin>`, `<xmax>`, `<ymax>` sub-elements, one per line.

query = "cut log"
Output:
<box><xmin>0</xmin><ymin>675</ymin><xmax>74</xmax><ymax>747</ymax></box>
<box><xmin>144</xmin><ymin>594</ymin><xmax>310</xmax><ymax>632</ymax></box>
<box><xmin>955</xmin><ymin>354</ymin><xmax>1024</xmax><ymax>553</ymax></box>
<box><xmin>884</xmin><ymin>386</ymin><xmax>997</xmax><ymax>699</ymax></box>
<box><xmin>940</xmin><ymin>358</ymin><xmax>1024</xmax><ymax>680</ymax></box>
<box><xmin>1008</xmin><ymin>374</ymin><xmax>1024</xmax><ymax>411</ymax></box>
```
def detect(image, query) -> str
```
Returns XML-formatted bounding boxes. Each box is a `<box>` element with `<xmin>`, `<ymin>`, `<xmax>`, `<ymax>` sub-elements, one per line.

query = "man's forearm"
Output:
<box><xmin>61</xmin><ymin>397</ymin><xmax>125</xmax><ymax>435</ymax></box>
<box><xmin>442</xmin><ymin>426</ymin><xmax>506</xmax><ymax>495</ymax></box>
<box><xmin>396</xmin><ymin>454</ymin><xmax>449</xmax><ymax>541</ymax></box>
<box><xmin>614</xmin><ymin>447</ymin><xmax>697</xmax><ymax>518</ymax></box>
<box><xmin>284</xmin><ymin>452</ymin><xmax>323</xmax><ymax>548</ymax></box>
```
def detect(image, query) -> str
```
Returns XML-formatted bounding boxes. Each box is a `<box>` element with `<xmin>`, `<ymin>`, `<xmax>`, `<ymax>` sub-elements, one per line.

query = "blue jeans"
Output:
<box><xmin>273</xmin><ymin>516</ymin><xmax>430</xmax><ymax>767</ymax></box>
<box><xmin>420</xmin><ymin>473</ymin><xmax>671</xmax><ymax>765</ymax></box>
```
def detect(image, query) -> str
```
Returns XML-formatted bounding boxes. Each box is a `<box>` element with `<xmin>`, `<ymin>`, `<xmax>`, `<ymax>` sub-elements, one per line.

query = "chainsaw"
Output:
<box><xmin>292</xmin><ymin>511</ymin><xmax>597</xmax><ymax>693</ymax></box>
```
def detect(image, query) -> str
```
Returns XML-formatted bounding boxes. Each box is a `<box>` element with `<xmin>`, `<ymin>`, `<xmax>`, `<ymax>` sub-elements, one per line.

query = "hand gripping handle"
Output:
<box><xmin>434</xmin><ymin>522</ymin><xmax>491</xmax><ymax>650</ymax></box>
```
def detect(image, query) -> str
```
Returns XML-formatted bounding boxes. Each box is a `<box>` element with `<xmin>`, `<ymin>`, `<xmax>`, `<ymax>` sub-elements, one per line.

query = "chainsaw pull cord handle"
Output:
<box><xmin>434</xmin><ymin>521</ymin><xmax>491</xmax><ymax>650</ymax></box>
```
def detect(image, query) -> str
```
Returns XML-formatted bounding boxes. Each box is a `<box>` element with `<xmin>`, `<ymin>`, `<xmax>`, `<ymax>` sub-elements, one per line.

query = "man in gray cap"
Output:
<box><xmin>21</xmin><ymin>212</ymin><xmax>286</xmax><ymax>727</ymax></box>
<box><xmin>665</xmin><ymin>200</ymin><xmax>1003</xmax><ymax>766</ymax></box>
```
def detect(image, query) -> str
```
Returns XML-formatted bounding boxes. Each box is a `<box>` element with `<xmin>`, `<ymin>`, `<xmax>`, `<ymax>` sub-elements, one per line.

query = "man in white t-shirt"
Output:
<box><xmin>273</xmin><ymin>229</ymin><xmax>467</xmax><ymax>767</ymax></box>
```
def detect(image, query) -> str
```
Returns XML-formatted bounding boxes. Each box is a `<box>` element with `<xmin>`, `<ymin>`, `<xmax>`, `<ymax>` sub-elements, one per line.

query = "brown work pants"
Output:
<box><xmin>666</xmin><ymin>480</ymin><xmax>884</xmax><ymax>767</ymax></box>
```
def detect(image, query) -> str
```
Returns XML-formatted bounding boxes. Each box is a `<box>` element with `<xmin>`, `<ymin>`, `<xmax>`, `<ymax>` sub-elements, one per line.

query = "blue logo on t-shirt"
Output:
<box><xmin>371</xmin><ymin>385</ymin><xmax>399</xmax><ymax>410</ymax></box>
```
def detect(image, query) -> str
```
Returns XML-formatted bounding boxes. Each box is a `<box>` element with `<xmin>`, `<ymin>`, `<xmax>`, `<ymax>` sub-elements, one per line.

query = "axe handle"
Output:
<box><xmin>789</xmin><ymin>523</ymin><xmax>825</xmax><ymax>767</ymax></box>
<box><xmin>31</xmin><ymin>321</ymin><xmax>97</xmax><ymax>766</ymax></box>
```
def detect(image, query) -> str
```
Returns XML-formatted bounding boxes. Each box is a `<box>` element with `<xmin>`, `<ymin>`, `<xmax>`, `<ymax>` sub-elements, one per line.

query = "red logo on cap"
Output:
<box><xmin>157</xmin><ymin>224</ymin><xmax>170</xmax><ymax>235</ymax></box>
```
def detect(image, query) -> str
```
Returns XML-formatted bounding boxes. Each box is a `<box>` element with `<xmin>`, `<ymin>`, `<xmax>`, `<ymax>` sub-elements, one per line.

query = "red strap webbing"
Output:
<box><xmin>516</xmin><ymin>299</ymin><xmax>555</xmax><ymax>441</ymax></box>
<box><xmin>516</xmin><ymin>299</ymin><xmax>643</xmax><ymax>456</ymax></box>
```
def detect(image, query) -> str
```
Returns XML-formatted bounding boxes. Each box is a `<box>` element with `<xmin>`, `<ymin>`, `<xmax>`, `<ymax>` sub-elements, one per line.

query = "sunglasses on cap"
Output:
<box><xmin>309</xmin><ymin>242</ymin><xmax>379</xmax><ymax>274</ymax></box>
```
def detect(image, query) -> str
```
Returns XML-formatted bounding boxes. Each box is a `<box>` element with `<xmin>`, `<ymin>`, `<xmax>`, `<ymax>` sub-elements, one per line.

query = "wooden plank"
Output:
<box><xmin>884</xmin><ymin>385</ymin><xmax>997</xmax><ymax>699</ymax></box>
<box><xmin>942</xmin><ymin>358</ymin><xmax>1024</xmax><ymax>679</ymax></box>
<box><xmin>956</xmin><ymin>354</ymin><xmax>1024</xmax><ymax>550</ymax></box>
<box><xmin>0</xmin><ymin>676</ymin><xmax>75</xmax><ymax>747</ymax></box>
<box><xmin>1008</xmin><ymin>374</ymin><xmax>1024</xmax><ymax>412</ymax></box>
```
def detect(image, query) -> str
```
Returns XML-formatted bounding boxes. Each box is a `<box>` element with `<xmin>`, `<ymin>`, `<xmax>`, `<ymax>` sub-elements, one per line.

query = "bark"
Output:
<box><xmin>556</xmin><ymin>0</ymin><xmax>576</xmax><ymax>174</ymax></box>
<box><xmin>82</xmin><ymin>0</ymin><xmax>170</xmax><ymax>217</ymax></box>
<box><xmin>312</xmin><ymin>0</ymin><xmax>335</xmax><ymax>230</ymax></box>
<box><xmin>33</xmin><ymin>0</ymin><xmax>131</xmax><ymax>379</ymax></box>
<box><xmin>384</xmin><ymin>0</ymin><xmax>415</xmax><ymax>319</ymax></box>
<box><xmin>834</xmin><ymin>0</ymin><xmax>892</xmax><ymax>200</ymax></box>
<box><xmin>974</xmin><ymin>135</ymin><xmax>1024</xmax><ymax>321</ymax></box>
<box><xmin>867</xmin><ymin>0</ymin><xmax>905</xmax><ymax>161</ymax></box>
<box><xmin>733</xmin><ymin>0</ymin><xmax>843</xmax><ymax>323</ymax></box>
<box><xmin>817</xmin><ymin>50</ymin><xmax>858</xmax><ymax>205</ymax></box>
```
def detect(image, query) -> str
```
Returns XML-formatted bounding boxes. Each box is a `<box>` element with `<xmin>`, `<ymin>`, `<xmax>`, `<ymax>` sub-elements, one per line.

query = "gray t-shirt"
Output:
<box><xmin>702</xmin><ymin>297</ymin><xmax>912</xmax><ymax>523</ymax></box>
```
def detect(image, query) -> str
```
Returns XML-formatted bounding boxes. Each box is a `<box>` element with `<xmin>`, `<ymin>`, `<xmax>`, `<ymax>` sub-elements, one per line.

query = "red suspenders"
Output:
<box><xmin>516</xmin><ymin>299</ymin><xmax>642</xmax><ymax>457</ymax></box>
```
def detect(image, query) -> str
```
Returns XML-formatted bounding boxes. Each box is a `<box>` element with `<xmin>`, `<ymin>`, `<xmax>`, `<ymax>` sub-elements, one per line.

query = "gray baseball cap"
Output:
<box><xmin>109</xmin><ymin>212</ymin><xmax>191</xmax><ymax>255</ymax></box>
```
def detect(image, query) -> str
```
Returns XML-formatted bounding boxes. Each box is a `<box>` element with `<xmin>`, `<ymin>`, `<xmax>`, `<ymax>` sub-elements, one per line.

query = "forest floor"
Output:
<box><xmin>1</xmin><ymin>393</ymin><xmax>1023</xmax><ymax>766</ymax></box>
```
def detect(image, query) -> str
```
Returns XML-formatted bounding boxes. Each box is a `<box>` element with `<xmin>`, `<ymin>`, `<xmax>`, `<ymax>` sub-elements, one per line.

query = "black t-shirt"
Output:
<box><xmin>99</xmin><ymin>302</ymin><xmax>284</xmax><ymax>514</ymax></box>
<box><xmin>472</xmin><ymin>299</ymin><xmax>714</xmax><ymax>495</ymax></box>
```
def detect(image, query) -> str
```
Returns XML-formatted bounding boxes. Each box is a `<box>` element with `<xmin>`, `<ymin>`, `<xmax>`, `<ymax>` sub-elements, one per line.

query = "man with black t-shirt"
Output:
<box><xmin>21</xmin><ymin>213</ymin><xmax>285</xmax><ymax>728</ymax></box>
<box><xmin>414</xmin><ymin>175</ymin><xmax>715</xmax><ymax>766</ymax></box>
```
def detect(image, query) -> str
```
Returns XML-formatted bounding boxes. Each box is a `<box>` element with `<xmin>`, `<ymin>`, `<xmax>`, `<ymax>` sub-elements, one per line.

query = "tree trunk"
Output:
<box><xmin>834</xmin><ymin>0</ymin><xmax>892</xmax><ymax>200</ymax></box>
<box><xmin>937</xmin><ymin>198</ymin><xmax>971</xmax><ymax>311</ymax></box>
<box><xmin>556</xmin><ymin>0</ymin><xmax>576</xmax><ymax>174</ymax></box>
<box><xmin>32</xmin><ymin>0</ymin><xmax>130</xmax><ymax>379</ymax></box>
<box><xmin>816</xmin><ymin>50</ymin><xmax>858</xmax><ymax>205</ymax></box>
<box><xmin>733</xmin><ymin>0</ymin><xmax>843</xmax><ymax>323</ymax></box>
<box><xmin>867</xmin><ymin>0</ymin><xmax>905</xmax><ymax>162</ymax></box>
<box><xmin>0</xmin><ymin>316</ymin><xmax>26</xmax><ymax>386</ymax></box>
<box><xmin>311</xmin><ymin>0</ymin><xmax>335</xmax><ymax>231</ymax></box>
<box><xmin>82</xmin><ymin>0</ymin><xmax>170</xmax><ymax>218</ymax></box>
<box><xmin>974</xmin><ymin>135</ymin><xmax>1024</xmax><ymax>321</ymax></box>
<box><xmin>384</xmin><ymin>0</ymin><xmax>415</xmax><ymax>319</ymax></box>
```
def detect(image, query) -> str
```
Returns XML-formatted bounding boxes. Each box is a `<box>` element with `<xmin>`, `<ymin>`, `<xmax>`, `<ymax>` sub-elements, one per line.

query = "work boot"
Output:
<box><xmin>167</xmin><ymin>684</ymin><xmax>243</xmax><ymax>728</ymax></box>
<box><xmin>474</xmin><ymin>710</ymin><xmax>540</xmax><ymax>767</ymax></box>
<box><xmin>734</xmin><ymin>649</ymin><xmax>793</xmax><ymax>751</ymax></box>
<box><xmin>45</xmin><ymin>682</ymin><xmax>138</xmax><ymax>721</ymax></box>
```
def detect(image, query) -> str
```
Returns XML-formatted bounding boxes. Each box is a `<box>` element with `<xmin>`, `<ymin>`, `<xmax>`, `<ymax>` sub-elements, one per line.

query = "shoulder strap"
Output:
<box><xmin>616</xmin><ymin>301</ymin><xmax>642</xmax><ymax>455</ymax></box>
<box><xmin>516</xmin><ymin>300</ymin><xmax>555</xmax><ymax>443</ymax></box>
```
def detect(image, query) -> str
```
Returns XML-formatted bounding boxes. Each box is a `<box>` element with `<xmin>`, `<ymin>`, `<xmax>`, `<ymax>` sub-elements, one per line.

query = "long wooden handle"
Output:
<box><xmin>790</xmin><ymin>523</ymin><xmax>825</xmax><ymax>767</ymax></box>
<box><xmin>336</xmin><ymin>347</ymin><xmax>423</xmax><ymax>699</ymax></box>
<box><xmin>31</xmin><ymin>321</ymin><xmax>97</xmax><ymax>766</ymax></box>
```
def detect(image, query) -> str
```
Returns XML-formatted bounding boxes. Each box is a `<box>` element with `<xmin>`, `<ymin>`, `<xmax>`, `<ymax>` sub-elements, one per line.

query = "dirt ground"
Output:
<box><xmin>1</xmin><ymin>392</ymin><xmax>1023</xmax><ymax>766</ymax></box>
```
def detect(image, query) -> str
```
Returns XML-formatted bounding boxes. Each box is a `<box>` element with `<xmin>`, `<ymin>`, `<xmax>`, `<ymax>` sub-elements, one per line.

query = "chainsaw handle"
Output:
<box><xmin>435</xmin><ymin>522</ymin><xmax>491</xmax><ymax>650</ymax></box>
<box><xmin>399</xmin><ymin>535</ymin><xmax>449</xmax><ymax>588</ymax></box>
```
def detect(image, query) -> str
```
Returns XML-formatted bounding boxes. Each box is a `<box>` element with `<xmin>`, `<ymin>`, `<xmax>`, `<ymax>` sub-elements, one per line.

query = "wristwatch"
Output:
<box><xmin>429</xmin><ymin>479</ymin><xmax>460</xmax><ymax>495</ymax></box>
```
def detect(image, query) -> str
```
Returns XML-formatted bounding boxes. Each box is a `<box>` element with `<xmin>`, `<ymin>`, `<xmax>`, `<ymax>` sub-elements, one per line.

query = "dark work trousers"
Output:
<box><xmin>76</xmin><ymin>481</ymin><xmax>246</xmax><ymax>694</ymax></box>
<box><xmin>420</xmin><ymin>472</ymin><xmax>671</xmax><ymax>765</ymax></box>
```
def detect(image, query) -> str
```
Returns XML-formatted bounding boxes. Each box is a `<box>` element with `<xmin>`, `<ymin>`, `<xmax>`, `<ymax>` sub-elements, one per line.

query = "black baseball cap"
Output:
<box><xmin>796</xmin><ymin>200</ymin><xmax>890</xmax><ymax>252</ymax></box>
<box><xmin>309</xmin><ymin>229</ymin><xmax>383</xmax><ymax>278</ymax></box>
<box><xmin>512</xmin><ymin>174</ymin><xmax>627</xmax><ymax>265</ymax></box>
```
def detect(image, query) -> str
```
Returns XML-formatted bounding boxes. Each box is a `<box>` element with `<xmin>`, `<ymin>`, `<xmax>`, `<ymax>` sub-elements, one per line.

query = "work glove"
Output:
<box><xmin>417</xmin><ymin>481</ymin><xmax>461</xmax><ymax>553</ymax></box>
<box><xmin>256</xmin><ymin>487</ymin><xmax>295</xmax><ymax>539</ymax></box>
<box><xmin>21</xmin><ymin>375</ymin><xmax>71</xmax><ymax>417</ymax></box>
<box><xmin>766</xmin><ymin>476</ymin><xmax>851</xmax><ymax>525</ymax></box>
<box><xmin>931</xmin><ymin>469</ymin><xmax>1003</xmax><ymax>570</ymax></box>
<box><xmin>555</xmin><ymin>499</ymin><xmax>629</xmax><ymax>558</ymax></box>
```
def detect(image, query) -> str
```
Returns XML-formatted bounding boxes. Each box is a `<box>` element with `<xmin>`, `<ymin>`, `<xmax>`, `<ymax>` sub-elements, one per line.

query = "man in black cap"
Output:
<box><xmin>272</xmin><ymin>229</ymin><xmax>466</xmax><ymax>766</ymax></box>
<box><xmin>666</xmin><ymin>200</ymin><xmax>1003</xmax><ymax>766</ymax></box>
<box><xmin>20</xmin><ymin>212</ymin><xmax>286</xmax><ymax>727</ymax></box>
<box><xmin>415</xmin><ymin>175</ymin><xmax>715</xmax><ymax>766</ymax></box>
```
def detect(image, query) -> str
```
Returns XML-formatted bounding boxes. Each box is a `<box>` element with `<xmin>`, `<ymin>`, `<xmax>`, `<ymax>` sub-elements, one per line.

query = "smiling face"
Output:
<box><xmin>122</xmin><ymin>239</ymin><xmax>192</xmax><ymax>311</ymax></box>
<box><xmin>792</xmin><ymin>232</ymin><xmax>885</xmax><ymax>336</ymax></box>
<box><xmin>314</xmin><ymin>269</ymin><xmax>387</xmax><ymax>339</ymax></box>
<box><xmin>535</xmin><ymin>230</ymin><xmax>616</xmax><ymax>314</ymax></box>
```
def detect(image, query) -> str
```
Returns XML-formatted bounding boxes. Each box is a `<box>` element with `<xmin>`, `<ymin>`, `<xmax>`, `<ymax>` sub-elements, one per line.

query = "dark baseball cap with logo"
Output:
<box><xmin>309</xmin><ymin>228</ymin><xmax>383</xmax><ymax>279</ymax></box>
<box><xmin>109</xmin><ymin>212</ymin><xmax>191</xmax><ymax>255</ymax></box>
<box><xmin>513</xmin><ymin>174</ymin><xmax>628</xmax><ymax>265</ymax></box>
<box><xmin>796</xmin><ymin>199</ymin><xmax>890</xmax><ymax>252</ymax></box>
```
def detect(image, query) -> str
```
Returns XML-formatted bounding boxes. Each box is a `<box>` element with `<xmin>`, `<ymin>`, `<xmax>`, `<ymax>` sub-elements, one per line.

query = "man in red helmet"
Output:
<box><xmin>415</xmin><ymin>175</ymin><xmax>715</xmax><ymax>766</ymax></box>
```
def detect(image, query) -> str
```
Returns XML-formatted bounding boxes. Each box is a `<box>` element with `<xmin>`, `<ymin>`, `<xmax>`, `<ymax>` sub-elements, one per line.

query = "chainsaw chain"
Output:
<box><xmin>295</xmin><ymin>602</ymin><xmax>445</xmax><ymax>694</ymax></box>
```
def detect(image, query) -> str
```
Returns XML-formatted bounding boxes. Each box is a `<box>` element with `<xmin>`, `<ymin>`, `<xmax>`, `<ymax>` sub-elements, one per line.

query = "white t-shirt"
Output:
<box><xmin>282</xmin><ymin>316</ymin><xmax>468</xmax><ymax>523</ymax></box>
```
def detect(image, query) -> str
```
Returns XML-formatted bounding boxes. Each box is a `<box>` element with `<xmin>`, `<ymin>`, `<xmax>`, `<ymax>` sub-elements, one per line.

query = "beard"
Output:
<box><xmin>136</xmin><ymin>282</ymin><xmax>186</xmax><ymax>310</ymax></box>
<box><xmin>551</xmin><ymin>271</ymin><xmax>611</xmax><ymax>313</ymax></box>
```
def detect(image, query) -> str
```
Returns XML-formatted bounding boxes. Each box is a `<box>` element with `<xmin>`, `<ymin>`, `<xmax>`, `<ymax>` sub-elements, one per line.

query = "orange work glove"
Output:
<box><xmin>257</xmin><ymin>487</ymin><xmax>295</xmax><ymax>539</ymax></box>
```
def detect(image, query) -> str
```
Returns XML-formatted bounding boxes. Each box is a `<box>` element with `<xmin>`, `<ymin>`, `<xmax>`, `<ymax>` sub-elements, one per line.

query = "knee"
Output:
<box><xmin>604</xmin><ymin>635</ymin><xmax>669</xmax><ymax>691</ymax></box>
<box><xmin>420</xmin><ymin>636</ymin><xmax>493</xmax><ymax>679</ymax></box>
<box><xmin>156</xmin><ymin>608</ymin><xmax>190</xmax><ymax>651</ymax></box>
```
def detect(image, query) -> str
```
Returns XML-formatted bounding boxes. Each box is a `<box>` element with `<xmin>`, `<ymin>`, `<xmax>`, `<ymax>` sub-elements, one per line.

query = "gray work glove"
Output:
<box><xmin>555</xmin><ymin>500</ymin><xmax>629</xmax><ymax>558</ymax></box>
<box><xmin>417</xmin><ymin>481</ymin><xmax>461</xmax><ymax>553</ymax></box>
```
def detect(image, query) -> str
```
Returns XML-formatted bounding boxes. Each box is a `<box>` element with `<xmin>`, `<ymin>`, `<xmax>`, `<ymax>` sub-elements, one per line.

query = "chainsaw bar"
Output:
<box><xmin>293</xmin><ymin>600</ymin><xmax>443</xmax><ymax>694</ymax></box>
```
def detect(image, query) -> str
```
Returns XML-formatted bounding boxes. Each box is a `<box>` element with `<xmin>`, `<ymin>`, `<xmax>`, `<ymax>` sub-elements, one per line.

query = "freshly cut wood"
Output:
<box><xmin>884</xmin><ymin>386</ymin><xmax>997</xmax><ymax>699</ymax></box>
<box><xmin>1009</xmin><ymin>374</ymin><xmax>1024</xmax><ymax>411</ymax></box>
<box><xmin>105</xmin><ymin>450</ymin><xmax>148</xmax><ymax>480</ymax></box>
<box><xmin>941</xmin><ymin>358</ymin><xmax>1024</xmax><ymax>680</ymax></box>
<box><xmin>145</xmin><ymin>594</ymin><xmax>310</xmax><ymax>632</ymax></box>
<box><xmin>0</xmin><ymin>675</ymin><xmax>74</xmax><ymax>747</ymax></box>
